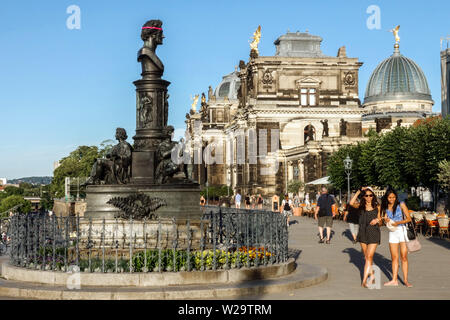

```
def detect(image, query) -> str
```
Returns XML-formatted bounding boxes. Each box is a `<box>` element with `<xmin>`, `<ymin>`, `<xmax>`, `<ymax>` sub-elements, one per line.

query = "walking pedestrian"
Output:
<box><xmin>257</xmin><ymin>194</ymin><xmax>263</xmax><ymax>209</ymax></box>
<box><xmin>281</xmin><ymin>194</ymin><xmax>293</xmax><ymax>227</ymax></box>
<box><xmin>381</xmin><ymin>188</ymin><xmax>413</xmax><ymax>288</ymax></box>
<box><xmin>251</xmin><ymin>194</ymin><xmax>256</xmax><ymax>209</ymax></box>
<box><xmin>200</xmin><ymin>195</ymin><xmax>206</xmax><ymax>206</ymax></box>
<box><xmin>235</xmin><ymin>191</ymin><xmax>241</xmax><ymax>209</ymax></box>
<box><xmin>314</xmin><ymin>187</ymin><xmax>336</xmax><ymax>244</ymax></box>
<box><xmin>350</xmin><ymin>187</ymin><xmax>382</xmax><ymax>288</ymax></box>
<box><xmin>245</xmin><ymin>194</ymin><xmax>251</xmax><ymax>209</ymax></box>
<box><xmin>305</xmin><ymin>193</ymin><xmax>310</xmax><ymax>207</ymax></box>
<box><xmin>343</xmin><ymin>194</ymin><xmax>360</xmax><ymax>244</ymax></box>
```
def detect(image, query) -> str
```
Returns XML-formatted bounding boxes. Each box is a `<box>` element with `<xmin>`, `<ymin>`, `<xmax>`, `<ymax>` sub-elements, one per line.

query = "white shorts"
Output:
<box><xmin>389</xmin><ymin>226</ymin><xmax>408</xmax><ymax>244</ymax></box>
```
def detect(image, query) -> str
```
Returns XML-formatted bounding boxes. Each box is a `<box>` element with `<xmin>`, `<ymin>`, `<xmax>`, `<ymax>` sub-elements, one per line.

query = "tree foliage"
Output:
<box><xmin>0</xmin><ymin>195</ymin><xmax>32</xmax><ymax>216</ymax></box>
<box><xmin>50</xmin><ymin>146</ymin><xmax>101</xmax><ymax>198</ymax></box>
<box><xmin>437</xmin><ymin>160</ymin><xmax>450</xmax><ymax>190</ymax></box>
<box><xmin>287</xmin><ymin>179</ymin><xmax>305</xmax><ymax>194</ymax></box>
<box><xmin>328</xmin><ymin>116</ymin><xmax>450</xmax><ymax>191</ymax></box>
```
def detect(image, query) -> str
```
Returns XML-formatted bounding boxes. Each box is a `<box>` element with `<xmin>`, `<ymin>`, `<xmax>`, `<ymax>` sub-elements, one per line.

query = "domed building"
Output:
<box><xmin>362</xmin><ymin>43</ymin><xmax>434</xmax><ymax>131</ymax></box>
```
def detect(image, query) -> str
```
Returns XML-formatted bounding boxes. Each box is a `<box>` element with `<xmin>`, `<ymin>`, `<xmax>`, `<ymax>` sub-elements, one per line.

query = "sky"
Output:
<box><xmin>0</xmin><ymin>0</ymin><xmax>449</xmax><ymax>179</ymax></box>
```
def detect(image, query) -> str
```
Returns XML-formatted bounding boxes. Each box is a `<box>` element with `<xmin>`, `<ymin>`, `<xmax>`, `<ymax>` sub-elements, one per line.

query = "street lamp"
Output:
<box><xmin>343</xmin><ymin>155</ymin><xmax>353</xmax><ymax>203</ymax></box>
<box><xmin>206</xmin><ymin>181</ymin><xmax>209</xmax><ymax>206</ymax></box>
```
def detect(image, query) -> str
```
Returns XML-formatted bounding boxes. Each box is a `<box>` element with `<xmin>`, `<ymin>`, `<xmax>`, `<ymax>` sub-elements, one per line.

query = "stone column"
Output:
<box><xmin>288</xmin><ymin>161</ymin><xmax>294</xmax><ymax>181</ymax></box>
<box><xmin>132</xmin><ymin>78</ymin><xmax>171</xmax><ymax>184</ymax></box>
<box><xmin>299</xmin><ymin>159</ymin><xmax>305</xmax><ymax>183</ymax></box>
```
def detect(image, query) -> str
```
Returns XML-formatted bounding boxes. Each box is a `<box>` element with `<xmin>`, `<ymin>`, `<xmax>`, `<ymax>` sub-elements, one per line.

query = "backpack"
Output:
<box><xmin>283</xmin><ymin>200</ymin><xmax>291</xmax><ymax>211</ymax></box>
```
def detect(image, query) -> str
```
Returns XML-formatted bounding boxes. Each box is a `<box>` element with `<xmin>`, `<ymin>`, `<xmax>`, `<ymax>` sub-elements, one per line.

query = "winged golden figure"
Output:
<box><xmin>389</xmin><ymin>25</ymin><xmax>400</xmax><ymax>44</ymax></box>
<box><xmin>190</xmin><ymin>94</ymin><xmax>199</xmax><ymax>112</ymax></box>
<box><xmin>249</xmin><ymin>25</ymin><xmax>261</xmax><ymax>53</ymax></box>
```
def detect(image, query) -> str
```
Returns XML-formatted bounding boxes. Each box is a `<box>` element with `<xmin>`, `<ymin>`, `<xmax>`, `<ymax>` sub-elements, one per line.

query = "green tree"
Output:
<box><xmin>437</xmin><ymin>160</ymin><xmax>450</xmax><ymax>190</ymax></box>
<box><xmin>200</xmin><ymin>185</ymin><xmax>231</xmax><ymax>199</ymax></box>
<box><xmin>50</xmin><ymin>145</ymin><xmax>101</xmax><ymax>198</ymax></box>
<box><xmin>287</xmin><ymin>180</ymin><xmax>304</xmax><ymax>194</ymax></box>
<box><xmin>373</xmin><ymin>126</ymin><xmax>412</xmax><ymax>189</ymax></box>
<box><xmin>0</xmin><ymin>195</ymin><xmax>32</xmax><ymax>216</ymax></box>
<box><xmin>327</xmin><ymin>144</ymin><xmax>363</xmax><ymax>191</ymax></box>
<box><xmin>358</xmin><ymin>134</ymin><xmax>379</xmax><ymax>186</ymax></box>
<box><xmin>4</xmin><ymin>186</ymin><xmax>24</xmax><ymax>196</ymax></box>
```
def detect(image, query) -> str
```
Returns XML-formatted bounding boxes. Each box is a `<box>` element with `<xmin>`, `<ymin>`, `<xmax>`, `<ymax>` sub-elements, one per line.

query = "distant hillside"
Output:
<box><xmin>8</xmin><ymin>176</ymin><xmax>53</xmax><ymax>185</ymax></box>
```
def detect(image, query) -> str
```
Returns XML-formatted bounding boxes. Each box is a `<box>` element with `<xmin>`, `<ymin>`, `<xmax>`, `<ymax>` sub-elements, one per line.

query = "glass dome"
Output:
<box><xmin>214</xmin><ymin>71</ymin><xmax>240</xmax><ymax>101</ymax></box>
<box><xmin>364</xmin><ymin>45</ymin><xmax>432</xmax><ymax>104</ymax></box>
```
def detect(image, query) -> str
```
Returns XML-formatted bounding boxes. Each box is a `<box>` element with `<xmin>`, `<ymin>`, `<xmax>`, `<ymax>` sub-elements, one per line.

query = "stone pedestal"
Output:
<box><xmin>85</xmin><ymin>183</ymin><xmax>202</xmax><ymax>220</ymax></box>
<box><xmin>132</xmin><ymin>78</ymin><xmax>170</xmax><ymax>184</ymax></box>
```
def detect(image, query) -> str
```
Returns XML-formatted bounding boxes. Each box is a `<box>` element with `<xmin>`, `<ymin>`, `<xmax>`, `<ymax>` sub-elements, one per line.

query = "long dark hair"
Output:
<box><xmin>359</xmin><ymin>188</ymin><xmax>378</xmax><ymax>211</ymax></box>
<box><xmin>381</xmin><ymin>189</ymin><xmax>399</xmax><ymax>217</ymax></box>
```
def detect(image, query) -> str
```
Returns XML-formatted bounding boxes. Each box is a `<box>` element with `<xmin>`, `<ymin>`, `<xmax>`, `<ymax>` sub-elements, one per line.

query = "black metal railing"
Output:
<box><xmin>8</xmin><ymin>206</ymin><xmax>289</xmax><ymax>273</ymax></box>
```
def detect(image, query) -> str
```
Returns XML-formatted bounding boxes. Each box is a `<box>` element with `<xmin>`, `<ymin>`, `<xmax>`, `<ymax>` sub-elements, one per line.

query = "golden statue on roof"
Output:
<box><xmin>249</xmin><ymin>25</ymin><xmax>261</xmax><ymax>53</ymax></box>
<box><xmin>389</xmin><ymin>25</ymin><xmax>400</xmax><ymax>44</ymax></box>
<box><xmin>190</xmin><ymin>94</ymin><xmax>199</xmax><ymax>112</ymax></box>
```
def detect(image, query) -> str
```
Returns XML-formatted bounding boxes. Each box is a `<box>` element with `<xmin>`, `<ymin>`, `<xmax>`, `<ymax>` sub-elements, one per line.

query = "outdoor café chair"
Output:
<box><xmin>437</xmin><ymin>217</ymin><xmax>449</xmax><ymax>239</ymax></box>
<box><xmin>412</xmin><ymin>213</ymin><xmax>425</xmax><ymax>235</ymax></box>
<box><xmin>425</xmin><ymin>213</ymin><xmax>438</xmax><ymax>237</ymax></box>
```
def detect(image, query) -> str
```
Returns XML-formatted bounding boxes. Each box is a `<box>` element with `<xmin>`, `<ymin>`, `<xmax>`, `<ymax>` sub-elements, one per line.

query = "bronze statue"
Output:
<box><xmin>397</xmin><ymin>119</ymin><xmax>403</xmax><ymax>127</ymax></box>
<box><xmin>155</xmin><ymin>126</ymin><xmax>181</xmax><ymax>184</ymax></box>
<box><xmin>138</xmin><ymin>19</ymin><xmax>164</xmax><ymax>78</ymax></box>
<box><xmin>139</xmin><ymin>92</ymin><xmax>153</xmax><ymax>127</ymax></box>
<box><xmin>208</xmin><ymin>86</ymin><xmax>215</xmax><ymax>102</ymax></box>
<box><xmin>321</xmin><ymin>119</ymin><xmax>329</xmax><ymax>137</ymax></box>
<box><xmin>304</xmin><ymin>124</ymin><xmax>315</xmax><ymax>143</ymax></box>
<box><xmin>340</xmin><ymin>119</ymin><xmax>347</xmax><ymax>136</ymax></box>
<box><xmin>201</xmin><ymin>92</ymin><xmax>206</xmax><ymax>106</ymax></box>
<box><xmin>84</xmin><ymin>128</ymin><xmax>133</xmax><ymax>185</ymax></box>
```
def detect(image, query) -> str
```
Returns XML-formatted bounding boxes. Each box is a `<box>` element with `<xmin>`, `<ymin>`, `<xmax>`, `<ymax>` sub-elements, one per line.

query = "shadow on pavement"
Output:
<box><xmin>342</xmin><ymin>248</ymin><xmax>393</xmax><ymax>281</ymax></box>
<box><xmin>341</xmin><ymin>229</ymin><xmax>355</xmax><ymax>243</ymax></box>
<box><xmin>425</xmin><ymin>236</ymin><xmax>450</xmax><ymax>250</ymax></box>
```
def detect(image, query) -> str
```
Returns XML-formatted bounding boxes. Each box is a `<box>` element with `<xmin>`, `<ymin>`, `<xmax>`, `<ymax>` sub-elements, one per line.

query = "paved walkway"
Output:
<box><xmin>1</xmin><ymin>215</ymin><xmax>449</xmax><ymax>300</ymax></box>
<box><xmin>239</xmin><ymin>215</ymin><xmax>450</xmax><ymax>300</ymax></box>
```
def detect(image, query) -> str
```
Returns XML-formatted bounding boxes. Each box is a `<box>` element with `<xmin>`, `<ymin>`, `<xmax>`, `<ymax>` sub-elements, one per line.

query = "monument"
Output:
<box><xmin>84</xmin><ymin>19</ymin><xmax>201</xmax><ymax>220</ymax></box>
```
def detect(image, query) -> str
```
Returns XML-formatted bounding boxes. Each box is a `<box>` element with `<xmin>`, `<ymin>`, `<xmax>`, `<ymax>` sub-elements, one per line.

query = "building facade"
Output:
<box><xmin>184</xmin><ymin>31</ymin><xmax>433</xmax><ymax>197</ymax></box>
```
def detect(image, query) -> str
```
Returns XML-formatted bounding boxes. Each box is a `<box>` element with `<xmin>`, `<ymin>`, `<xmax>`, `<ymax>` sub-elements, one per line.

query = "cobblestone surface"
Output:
<box><xmin>238</xmin><ymin>216</ymin><xmax>450</xmax><ymax>300</ymax></box>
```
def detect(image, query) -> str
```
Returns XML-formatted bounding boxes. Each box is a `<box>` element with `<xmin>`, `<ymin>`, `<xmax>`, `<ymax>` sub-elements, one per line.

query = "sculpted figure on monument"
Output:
<box><xmin>340</xmin><ymin>119</ymin><xmax>347</xmax><ymax>136</ymax></box>
<box><xmin>208</xmin><ymin>86</ymin><xmax>215</xmax><ymax>102</ymax></box>
<box><xmin>139</xmin><ymin>91</ymin><xmax>153</xmax><ymax>127</ymax></box>
<box><xmin>155</xmin><ymin>126</ymin><xmax>181</xmax><ymax>184</ymax></box>
<box><xmin>84</xmin><ymin>128</ymin><xmax>133</xmax><ymax>185</ymax></box>
<box><xmin>138</xmin><ymin>19</ymin><xmax>164</xmax><ymax>78</ymax></box>
<box><xmin>321</xmin><ymin>119</ymin><xmax>329</xmax><ymax>137</ymax></box>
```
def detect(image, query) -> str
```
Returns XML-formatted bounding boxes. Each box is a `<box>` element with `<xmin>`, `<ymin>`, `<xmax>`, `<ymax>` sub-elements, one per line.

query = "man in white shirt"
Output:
<box><xmin>235</xmin><ymin>192</ymin><xmax>241</xmax><ymax>209</ymax></box>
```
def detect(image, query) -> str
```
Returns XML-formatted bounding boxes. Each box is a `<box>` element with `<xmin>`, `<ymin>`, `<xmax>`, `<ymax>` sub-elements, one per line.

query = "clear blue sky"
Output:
<box><xmin>0</xmin><ymin>0</ymin><xmax>448</xmax><ymax>179</ymax></box>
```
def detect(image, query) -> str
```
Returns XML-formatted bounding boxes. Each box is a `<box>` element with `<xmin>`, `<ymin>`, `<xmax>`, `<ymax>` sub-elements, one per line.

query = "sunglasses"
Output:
<box><xmin>364</xmin><ymin>194</ymin><xmax>374</xmax><ymax>198</ymax></box>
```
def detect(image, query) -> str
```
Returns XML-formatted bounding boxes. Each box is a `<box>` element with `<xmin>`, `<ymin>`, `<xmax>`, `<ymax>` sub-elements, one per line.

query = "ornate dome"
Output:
<box><xmin>214</xmin><ymin>70</ymin><xmax>240</xmax><ymax>101</ymax></box>
<box><xmin>364</xmin><ymin>45</ymin><xmax>432</xmax><ymax>104</ymax></box>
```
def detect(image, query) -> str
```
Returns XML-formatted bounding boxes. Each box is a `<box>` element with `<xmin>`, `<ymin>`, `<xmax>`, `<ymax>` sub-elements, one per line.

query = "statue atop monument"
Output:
<box><xmin>138</xmin><ymin>19</ymin><xmax>164</xmax><ymax>79</ymax></box>
<box><xmin>84</xmin><ymin>128</ymin><xmax>133</xmax><ymax>185</ymax></box>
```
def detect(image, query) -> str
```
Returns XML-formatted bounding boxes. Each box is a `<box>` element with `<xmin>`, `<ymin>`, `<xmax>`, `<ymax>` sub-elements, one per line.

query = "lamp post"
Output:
<box><xmin>206</xmin><ymin>181</ymin><xmax>209</xmax><ymax>206</ymax></box>
<box><xmin>343</xmin><ymin>155</ymin><xmax>353</xmax><ymax>203</ymax></box>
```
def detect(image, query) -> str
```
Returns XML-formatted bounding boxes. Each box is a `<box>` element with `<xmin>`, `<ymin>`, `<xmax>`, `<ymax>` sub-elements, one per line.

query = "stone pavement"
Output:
<box><xmin>0</xmin><ymin>215</ymin><xmax>449</xmax><ymax>300</ymax></box>
<box><xmin>239</xmin><ymin>215</ymin><xmax>450</xmax><ymax>300</ymax></box>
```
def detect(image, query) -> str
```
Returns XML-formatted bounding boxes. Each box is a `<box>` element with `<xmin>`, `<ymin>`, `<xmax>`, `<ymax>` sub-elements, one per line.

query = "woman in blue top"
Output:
<box><xmin>381</xmin><ymin>189</ymin><xmax>413</xmax><ymax>288</ymax></box>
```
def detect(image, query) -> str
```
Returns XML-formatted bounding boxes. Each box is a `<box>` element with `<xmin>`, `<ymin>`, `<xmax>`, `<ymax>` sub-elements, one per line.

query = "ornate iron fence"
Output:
<box><xmin>0</xmin><ymin>217</ymin><xmax>11</xmax><ymax>255</ymax></box>
<box><xmin>8</xmin><ymin>206</ymin><xmax>288</xmax><ymax>273</ymax></box>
